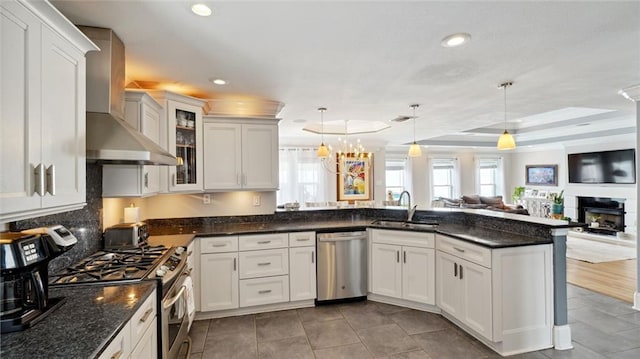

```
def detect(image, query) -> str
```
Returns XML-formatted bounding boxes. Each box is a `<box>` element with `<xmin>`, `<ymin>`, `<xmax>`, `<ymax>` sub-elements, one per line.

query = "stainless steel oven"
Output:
<box><xmin>158</xmin><ymin>249</ymin><xmax>193</xmax><ymax>359</ymax></box>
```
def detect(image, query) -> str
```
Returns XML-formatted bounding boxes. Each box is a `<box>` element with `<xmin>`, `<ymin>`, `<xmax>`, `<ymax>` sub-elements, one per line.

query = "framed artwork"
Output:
<box><xmin>537</xmin><ymin>190</ymin><xmax>548</xmax><ymax>199</ymax></box>
<box><xmin>337</xmin><ymin>154</ymin><xmax>373</xmax><ymax>202</ymax></box>
<box><xmin>525</xmin><ymin>164</ymin><xmax>558</xmax><ymax>186</ymax></box>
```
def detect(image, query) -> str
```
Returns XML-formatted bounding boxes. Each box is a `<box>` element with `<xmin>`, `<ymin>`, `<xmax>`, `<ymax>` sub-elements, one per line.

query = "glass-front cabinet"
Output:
<box><xmin>166</xmin><ymin>98</ymin><xmax>205</xmax><ymax>192</ymax></box>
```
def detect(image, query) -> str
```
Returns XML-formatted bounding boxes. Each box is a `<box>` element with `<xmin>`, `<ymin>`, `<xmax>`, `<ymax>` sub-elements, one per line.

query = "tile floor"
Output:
<box><xmin>182</xmin><ymin>284</ymin><xmax>640</xmax><ymax>358</ymax></box>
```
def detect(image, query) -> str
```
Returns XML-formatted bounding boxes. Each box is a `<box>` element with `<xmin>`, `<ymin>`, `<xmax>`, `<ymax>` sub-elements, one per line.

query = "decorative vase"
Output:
<box><xmin>551</xmin><ymin>203</ymin><xmax>563</xmax><ymax>215</ymax></box>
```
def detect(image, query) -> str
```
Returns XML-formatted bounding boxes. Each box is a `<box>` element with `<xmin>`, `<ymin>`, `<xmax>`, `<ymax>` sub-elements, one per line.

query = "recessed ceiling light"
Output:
<box><xmin>441</xmin><ymin>33</ymin><xmax>471</xmax><ymax>48</ymax></box>
<box><xmin>191</xmin><ymin>3</ymin><xmax>212</xmax><ymax>17</ymax></box>
<box><xmin>211</xmin><ymin>78</ymin><xmax>226</xmax><ymax>85</ymax></box>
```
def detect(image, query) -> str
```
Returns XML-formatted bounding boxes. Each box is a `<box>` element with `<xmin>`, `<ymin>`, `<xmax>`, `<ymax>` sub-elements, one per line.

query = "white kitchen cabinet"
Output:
<box><xmin>102</xmin><ymin>91</ymin><xmax>163</xmax><ymax>197</ymax></box>
<box><xmin>289</xmin><ymin>245</ymin><xmax>316</xmax><ymax>301</ymax></box>
<box><xmin>370</xmin><ymin>229</ymin><xmax>435</xmax><ymax>305</ymax></box>
<box><xmin>436</xmin><ymin>250</ymin><xmax>492</xmax><ymax>338</ymax></box>
<box><xmin>98</xmin><ymin>289</ymin><xmax>157</xmax><ymax>359</ymax></box>
<box><xmin>203</xmin><ymin>118</ymin><xmax>279</xmax><ymax>191</ymax></box>
<box><xmin>146</xmin><ymin>90</ymin><xmax>206</xmax><ymax>193</ymax></box>
<box><xmin>200</xmin><ymin>251</ymin><xmax>239</xmax><ymax>311</ymax></box>
<box><xmin>436</xmin><ymin>234</ymin><xmax>553</xmax><ymax>355</ymax></box>
<box><xmin>0</xmin><ymin>0</ymin><xmax>97</xmax><ymax>222</ymax></box>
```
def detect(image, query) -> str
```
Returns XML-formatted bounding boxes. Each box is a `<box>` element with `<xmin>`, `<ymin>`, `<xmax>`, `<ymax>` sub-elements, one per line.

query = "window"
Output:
<box><xmin>385</xmin><ymin>157</ymin><xmax>406</xmax><ymax>200</ymax></box>
<box><xmin>476</xmin><ymin>157</ymin><xmax>504</xmax><ymax>197</ymax></box>
<box><xmin>277</xmin><ymin>148</ymin><xmax>328</xmax><ymax>205</ymax></box>
<box><xmin>431</xmin><ymin>158</ymin><xmax>457</xmax><ymax>199</ymax></box>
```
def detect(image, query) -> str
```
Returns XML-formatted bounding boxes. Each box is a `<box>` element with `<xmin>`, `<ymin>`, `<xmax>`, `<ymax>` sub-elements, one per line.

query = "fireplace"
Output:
<box><xmin>577</xmin><ymin>196</ymin><xmax>626</xmax><ymax>235</ymax></box>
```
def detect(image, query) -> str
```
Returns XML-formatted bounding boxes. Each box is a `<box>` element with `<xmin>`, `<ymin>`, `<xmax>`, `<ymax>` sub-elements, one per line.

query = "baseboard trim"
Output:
<box><xmin>553</xmin><ymin>325</ymin><xmax>573</xmax><ymax>350</ymax></box>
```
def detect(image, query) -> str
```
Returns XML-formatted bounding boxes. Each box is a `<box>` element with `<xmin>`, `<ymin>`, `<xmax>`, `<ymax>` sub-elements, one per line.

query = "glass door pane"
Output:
<box><xmin>175</xmin><ymin>108</ymin><xmax>196</xmax><ymax>185</ymax></box>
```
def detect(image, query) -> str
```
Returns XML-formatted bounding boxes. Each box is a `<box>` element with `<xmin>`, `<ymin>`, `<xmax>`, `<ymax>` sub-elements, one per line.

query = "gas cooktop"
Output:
<box><xmin>49</xmin><ymin>246</ymin><xmax>167</xmax><ymax>285</ymax></box>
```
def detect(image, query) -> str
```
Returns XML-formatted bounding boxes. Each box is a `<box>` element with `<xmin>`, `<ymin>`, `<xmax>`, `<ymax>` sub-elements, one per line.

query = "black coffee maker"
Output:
<box><xmin>1</xmin><ymin>227</ymin><xmax>76</xmax><ymax>333</ymax></box>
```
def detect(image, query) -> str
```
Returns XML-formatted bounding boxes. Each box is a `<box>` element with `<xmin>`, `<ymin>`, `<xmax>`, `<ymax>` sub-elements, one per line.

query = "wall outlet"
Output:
<box><xmin>203</xmin><ymin>194</ymin><xmax>211</xmax><ymax>204</ymax></box>
<box><xmin>252</xmin><ymin>195</ymin><xmax>261</xmax><ymax>206</ymax></box>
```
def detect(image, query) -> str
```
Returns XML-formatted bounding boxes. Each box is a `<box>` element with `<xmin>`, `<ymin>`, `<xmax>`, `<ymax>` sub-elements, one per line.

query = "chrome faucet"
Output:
<box><xmin>398</xmin><ymin>190</ymin><xmax>418</xmax><ymax>222</ymax></box>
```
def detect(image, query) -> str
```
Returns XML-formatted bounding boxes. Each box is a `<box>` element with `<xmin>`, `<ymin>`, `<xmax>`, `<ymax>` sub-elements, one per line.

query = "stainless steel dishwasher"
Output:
<box><xmin>316</xmin><ymin>231</ymin><xmax>367</xmax><ymax>302</ymax></box>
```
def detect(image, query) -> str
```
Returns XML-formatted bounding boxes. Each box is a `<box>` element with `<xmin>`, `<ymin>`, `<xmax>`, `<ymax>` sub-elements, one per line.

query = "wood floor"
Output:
<box><xmin>566</xmin><ymin>257</ymin><xmax>637</xmax><ymax>303</ymax></box>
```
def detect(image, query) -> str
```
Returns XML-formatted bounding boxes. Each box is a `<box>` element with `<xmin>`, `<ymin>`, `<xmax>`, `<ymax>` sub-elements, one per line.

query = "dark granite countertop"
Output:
<box><xmin>437</xmin><ymin>223</ymin><xmax>553</xmax><ymax>248</ymax></box>
<box><xmin>149</xmin><ymin>218</ymin><xmax>553</xmax><ymax>249</ymax></box>
<box><xmin>0</xmin><ymin>281</ymin><xmax>157</xmax><ymax>359</ymax></box>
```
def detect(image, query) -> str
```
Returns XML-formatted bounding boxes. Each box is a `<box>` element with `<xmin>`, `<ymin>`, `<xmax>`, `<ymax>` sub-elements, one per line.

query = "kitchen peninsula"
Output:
<box><xmin>146</xmin><ymin>206</ymin><xmax>578</xmax><ymax>356</ymax></box>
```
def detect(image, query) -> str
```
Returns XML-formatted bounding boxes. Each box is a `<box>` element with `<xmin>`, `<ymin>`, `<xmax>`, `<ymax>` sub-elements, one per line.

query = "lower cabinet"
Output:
<box><xmin>98</xmin><ymin>289</ymin><xmax>157</xmax><ymax>359</ymax></box>
<box><xmin>200</xmin><ymin>252</ymin><xmax>239</xmax><ymax>311</ymax></box>
<box><xmin>239</xmin><ymin>275</ymin><xmax>289</xmax><ymax>307</ymax></box>
<box><xmin>370</xmin><ymin>229</ymin><xmax>435</xmax><ymax>305</ymax></box>
<box><xmin>289</xmin><ymin>245</ymin><xmax>316</xmax><ymax>301</ymax></box>
<box><xmin>435</xmin><ymin>234</ymin><xmax>553</xmax><ymax>355</ymax></box>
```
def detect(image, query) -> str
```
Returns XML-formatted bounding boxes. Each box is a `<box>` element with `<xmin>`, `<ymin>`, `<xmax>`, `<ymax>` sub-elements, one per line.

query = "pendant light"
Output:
<box><xmin>316</xmin><ymin>107</ymin><xmax>330</xmax><ymax>158</ymax></box>
<box><xmin>408</xmin><ymin>104</ymin><xmax>422</xmax><ymax>157</ymax></box>
<box><xmin>497</xmin><ymin>82</ymin><xmax>516</xmax><ymax>150</ymax></box>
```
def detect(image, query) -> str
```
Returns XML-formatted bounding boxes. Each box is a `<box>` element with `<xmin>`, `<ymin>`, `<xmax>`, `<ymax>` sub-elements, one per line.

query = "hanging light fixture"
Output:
<box><xmin>408</xmin><ymin>104</ymin><xmax>422</xmax><ymax>157</ymax></box>
<box><xmin>316</xmin><ymin>107</ymin><xmax>330</xmax><ymax>158</ymax></box>
<box><xmin>497</xmin><ymin>82</ymin><xmax>516</xmax><ymax>150</ymax></box>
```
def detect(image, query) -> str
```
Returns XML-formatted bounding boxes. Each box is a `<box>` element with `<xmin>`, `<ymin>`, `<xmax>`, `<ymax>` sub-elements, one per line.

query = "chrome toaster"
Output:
<box><xmin>103</xmin><ymin>222</ymin><xmax>149</xmax><ymax>249</ymax></box>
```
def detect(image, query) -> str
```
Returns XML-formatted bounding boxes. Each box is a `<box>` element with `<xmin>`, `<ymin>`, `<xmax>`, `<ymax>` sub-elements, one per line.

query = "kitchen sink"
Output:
<box><xmin>370</xmin><ymin>219</ymin><xmax>437</xmax><ymax>231</ymax></box>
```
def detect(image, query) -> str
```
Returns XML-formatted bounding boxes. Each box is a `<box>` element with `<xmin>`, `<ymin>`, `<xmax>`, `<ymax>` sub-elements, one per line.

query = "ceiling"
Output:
<box><xmin>51</xmin><ymin>0</ymin><xmax>640</xmax><ymax>150</ymax></box>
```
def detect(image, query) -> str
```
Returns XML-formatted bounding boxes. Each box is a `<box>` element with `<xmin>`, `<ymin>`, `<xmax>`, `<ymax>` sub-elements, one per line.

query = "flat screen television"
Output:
<box><xmin>568</xmin><ymin>149</ymin><xmax>636</xmax><ymax>184</ymax></box>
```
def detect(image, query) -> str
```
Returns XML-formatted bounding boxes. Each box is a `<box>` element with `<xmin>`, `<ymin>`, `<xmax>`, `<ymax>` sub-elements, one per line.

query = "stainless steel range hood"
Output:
<box><xmin>81</xmin><ymin>26</ymin><xmax>176</xmax><ymax>166</ymax></box>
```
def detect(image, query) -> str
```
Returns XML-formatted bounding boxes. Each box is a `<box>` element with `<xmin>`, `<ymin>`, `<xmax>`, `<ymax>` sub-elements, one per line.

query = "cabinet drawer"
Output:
<box><xmin>130</xmin><ymin>289</ymin><xmax>157</xmax><ymax>347</ymax></box>
<box><xmin>239</xmin><ymin>248</ymin><xmax>288</xmax><ymax>279</ymax></box>
<box><xmin>436</xmin><ymin>234</ymin><xmax>491</xmax><ymax>268</ymax></box>
<box><xmin>239</xmin><ymin>233</ymin><xmax>288</xmax><ymax>251</ymax></box>
<box><xmin>98</xmin><ymin>321</ymin><xmax>131</xmax><ymax>359</ymax></box>
<box><xmin>239</xmin><ymin>275</ymin><xmax>289</xmax><ymax>307</ymax></box>
<box><xmin>288</xmin><ymin>231</ymin><xmax>316</xmax><ymax>247</ymax></box>
<box><xmin>371</xmin><ymin>229</ymin><xmax>435</xmax><ymax>248</ymax></box>
<box><xmin>200</xmin><ymin>236</ymin><xmax>238</xmax><ymax>253</ymax></box>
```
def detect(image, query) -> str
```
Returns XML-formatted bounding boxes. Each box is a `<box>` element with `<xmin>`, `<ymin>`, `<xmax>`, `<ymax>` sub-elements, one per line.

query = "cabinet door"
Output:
<box><xmin>130</xmin><ymin>317</ymin><xmax>157</xmax><ymax>359</ymax></box>
<box><xmin>436</xmin><ymin>251</ymin><xmax>462</xmax><ymax>317</ymax></box>
<box><xmin>402</xmin><ymin>246</ymin><xmax>435</xmax><ymax>305</ymax></box>
<box><xmin>203</xmin><ymin>122</ymin><xmax>242</xmax><ymax>190</ymax></box>
<box><xmin>40</xmin><ymin>26</ymin><xmax>86</xmax><ymax>208</ymax></box>
<box><xmin>371</xmin><ymin>243</ymin><xmax>402</xmax><ymax>299</ymax></box>
<box><xmin>289</xmin><ymin>246</ymin><xmax>316</xmax><ymax>301</ymax></box>
<box><xmin>200</xmin><ymin>253</ymin><xmax>239</xmax><ymax>311</ymax></box>
<box><xmin>140</xmin><ymin>101</ymin><xmax>161</xmax><ymax>194</ymax></box>
<box><xmin>0</xmin><ymin>1</ymin><xmax>42</xmax><ymax>214</ymax></box>
<box><xmin>241</xmin><ymin>124</ymin><xmax>278</xmax><ymax>190</ymax></box>
<box><xmin>167</xmin><ymin>100</ymin><xmax>203</xmax><ymax>192</ymax></box>
<box><xmin>460</xmin><ymin>259</ymin><xmax>493</xmax><ymax>340</ymax></box>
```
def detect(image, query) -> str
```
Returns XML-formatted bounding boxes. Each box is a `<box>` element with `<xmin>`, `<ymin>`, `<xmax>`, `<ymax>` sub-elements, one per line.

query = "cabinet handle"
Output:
<box><xmin>172</xmin><ymin>173</ymin><xmax>177</xmax><ymax>186</ymax></box>
<box><xmin>110</xmin><ymin>350</ymin><xmax>123</xmax><ymax>359</ymax></box>
<box><xmin>311</xmin><ymin>251</ymin><xmax>314</xmax><ymax>263</ymax></box>
<box><xmin>236</xmin><ymin>173</ymin><xmax>241</xmax><ymax>185</ymax></box>
<box><xmin>144</xmin><ymin>172</ymin><xmax>149</xmax><ymax>188</ymax></box>
<box><xmin>403</xmin><ymin>251</ymin><xmax>406</xmax><ymax>263</ymax></box>
<box><xmin>257</xmin><ymin>262</ymin><xmax>271</xmax><ymax>266</ymax></box>
<box><xmin>34</xmin><ymin>164</ymin><xmax>45</xmax><ymax>196</ymax></box>
<box><xmin>396</xmin><ymin>250</ymin><xmax>400</xmax><ymax>263</ymax></box>
<box><xmin>257</xmin><ymin>240</ymin><xmax>271</xmax><ymax>244</ymax></box>
<box><xmin>296</xmin><ymin>238</ymin><xmax>309</xmax><ymax>242</ymax></box>
<box><xmin>459</xmin><ymin>265</ymin><xmax>464</xmax><ymax>280</ymax></box>
<box><xmin>454</xmin><ymin>263</ymin><xmax>458</xmax><ymax>277</ymax></box>
<box><xmin>453</xmin><ymin>247</ymin><xmax>466</xmax><ymax>253</ymax></box>
<box><xmin>258</xmin><ymin>290</ymin><xmax>272</xmax><ymax>294</ymax></box>
<box><xmin>139</xmin><ymin>308</ymin><xmax>153</xmax><ymax>323</ymax></box>
<box><xmin>46</xmin><ymin>164</ymin><xmax>55</xmax><ymax>195</ymax></box>
<box><xmin>233</xmin><ymin>257</ymin><xmax>237</xmax><ymax>271</ymax></box>
<box><xmin>212</xmin><ymin>244</ymin><xmax>226</xmax><ymax>247</ymax></box>
<box><xmin>242</xmin><ymin>173</ymin><xmax>247</xmax><ymax>185</ymax></box>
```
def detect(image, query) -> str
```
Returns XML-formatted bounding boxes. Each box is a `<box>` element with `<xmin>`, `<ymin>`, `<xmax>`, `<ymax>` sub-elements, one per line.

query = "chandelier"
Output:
<box><xmin>497</xmin><ymin>81</ymin><xmax>516</xmax><ymax>150</ymax></box>
<box><xmin>407</xmin><ymin>104</ymin><xmax>422</xmax><ymax>157</ymax></box>
<box><xmin>315</xmin><ymin>107</ymin><xmax>372</xmax><ymax>175</ymax></box>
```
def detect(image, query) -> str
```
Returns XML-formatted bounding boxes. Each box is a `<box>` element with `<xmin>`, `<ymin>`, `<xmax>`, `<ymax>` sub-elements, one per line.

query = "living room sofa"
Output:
<box><xmin>433</xmin><ymin>194</ymin><xmax>530</xmax><ymax>215</ymax></box>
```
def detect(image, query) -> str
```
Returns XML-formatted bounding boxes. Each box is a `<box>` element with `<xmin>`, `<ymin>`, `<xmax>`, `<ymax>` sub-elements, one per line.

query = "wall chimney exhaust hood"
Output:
<box><xmin>80</xmin><ymin>26</ymin><xmax>176</xmax><ymax>166</ymax></box>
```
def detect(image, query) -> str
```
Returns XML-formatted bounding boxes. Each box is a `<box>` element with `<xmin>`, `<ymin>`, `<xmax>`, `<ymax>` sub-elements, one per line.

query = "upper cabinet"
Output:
<box><xmin>102</xmin><ymin>91</ymin><xmax>163</xmax><ymax>197</ymax></box>
<box><xmin>0</xmin><ymin>0</ymin><xmax>98</xmax><ymax>222</ymax></box>
<box><xmin>146</xmin><ymin>91</ymin><xmax>206</xmax><ymax>193</ymax></box>
<box><xmin>203</xmin><ymin>117</ymin><xmax>279</xmax><ymax>191</ymax></box>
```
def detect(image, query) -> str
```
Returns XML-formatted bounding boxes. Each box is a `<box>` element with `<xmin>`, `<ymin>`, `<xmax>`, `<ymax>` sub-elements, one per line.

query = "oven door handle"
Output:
<box><xmin>163</xmin><ymin>284</ymin><xmax>187</xmax><ymax>310</ymax></box>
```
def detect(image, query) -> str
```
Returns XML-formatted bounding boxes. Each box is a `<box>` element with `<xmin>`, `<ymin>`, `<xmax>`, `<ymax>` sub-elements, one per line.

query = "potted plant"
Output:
<box><xmin>550</xmin><ymin>190</ymin><xmax>564</xmax><ymax>215</ymax></box>
<box><xmin>588</xmin><ymin>214</ymin><xmax>601</xmax><ymax>228</ymax></box>
<box><xmin>512</xmin><ymin>186</ymin><xmax>525</xmax><ymax>203</ymax></box>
